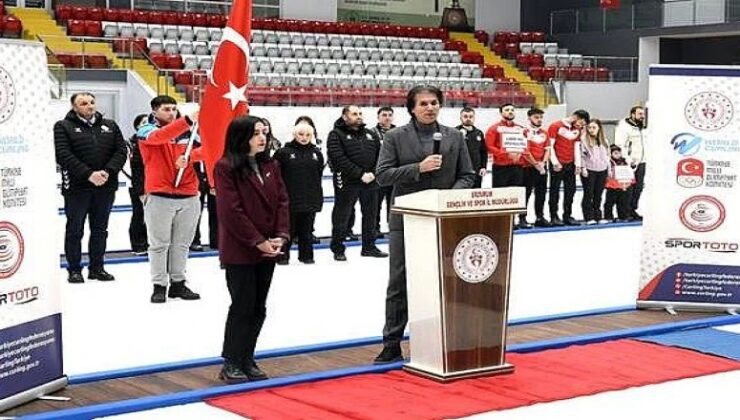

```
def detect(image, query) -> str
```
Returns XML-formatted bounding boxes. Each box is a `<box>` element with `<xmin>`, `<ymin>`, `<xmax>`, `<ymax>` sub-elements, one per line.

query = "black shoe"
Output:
<box><xmin>276</xmin><ymin>258</ymin><xmax>289</xmax><ymax>266</ymax></box>
<box><xmin>189</xmin><ymin>243</ymin><xmax>204</xmax><ymax>252</ymax></box>
<box><xmin>334</xmin><ymin>252</ymin><xmax>347</xmax><ymax>261</ymax></box>
<box><xmin>88</xmin><ymin>269</ymin><xmax>115</xmax><ymax>281</ymax></box>
<box><xmin>218</xmin><ymin>361</ymin><xmax>249</xmax><ymax>384</ymax></box>
<box><xmin>168</xmin><ymin>282</ymin><xmax>201</xmax><ymax>300</ymax></box>
<box><xmin>564</xmin><ymin>217</ymin><xmax>581</xmax><ymax>226</ymax></box>
<box><xmin>132</xmin><ymin>249</ymin><xmax>148</xmax><ymax>256</ymax></box>
<box><xmin>517</xmin><ymin>220</ymin><xmax>534</xmax><ymax>229</ymax></box>
<box><xmin>312</xmin><ymin>235</ymin><xmax>320</xmax><ymax>244</ymax></box>
<box><xmin>243</xmin><ymin>360</ymin><xmax>269</xmax><ymax>381</ymax></box>
<box><xmin>150</xmin><ymin>285</ymin><xmax>167</xmax><ymax>303</ymax></box>
<box><xmin>361</xmin><ymin>248</ymin><xmax>388</xmax><ymax>258</ymax></box>
<box><xmin>374</xmin><ymin>344</ymin><xmax>403</xmax><ymax>365</ymax></box>
<box><xmin>300</xmin><ymin>259</ymin><xmax>315</xmax><ymax>264</ymax></box>
<box><xmin>534</xmin><ymin>217</ymin><xmax>551</xmax><ymax>228</ymax></box>
<box><xmin>550</xmin><ymin>215</ymin><xmax>564</xmax><ymax>226</ymax></box>
<box><xmin>68</xmin><ymin>271</ymin><xmax>84</xmax><ymax>284</ymax></box>
<box><xmin>346</xmin><ymin>233</ymin><xmax>360</xmax><ymax>242</ymax></box>
<box><xmin>631</xmin><ymin>212</ymin><xmax>643</xmax><ymax>221</ymax></box>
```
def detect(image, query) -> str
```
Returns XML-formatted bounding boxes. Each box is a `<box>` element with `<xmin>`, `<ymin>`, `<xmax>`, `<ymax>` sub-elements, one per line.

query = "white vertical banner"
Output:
<box><xmin>0</xmin><ymin>40</ymin><xmax>67</xmax><ymax>411</ymax></box>
<box><xmin>639</xmin><ymin>65</ymin><xmax>740</xmax><ymax>312</ymax></box>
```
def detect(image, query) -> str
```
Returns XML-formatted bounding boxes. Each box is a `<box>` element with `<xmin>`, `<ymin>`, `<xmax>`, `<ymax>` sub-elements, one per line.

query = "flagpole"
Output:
<box><xmin>174</xmin><ymin>121</ymin><xmax>199</xmax><ymax>188</ymax></box>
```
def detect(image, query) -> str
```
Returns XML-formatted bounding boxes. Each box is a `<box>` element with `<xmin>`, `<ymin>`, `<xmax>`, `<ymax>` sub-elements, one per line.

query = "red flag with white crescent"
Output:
<box><xmin>199</xmin><ymin>0</ymin><xmax>252</xmax><ymax>187</ymax></box>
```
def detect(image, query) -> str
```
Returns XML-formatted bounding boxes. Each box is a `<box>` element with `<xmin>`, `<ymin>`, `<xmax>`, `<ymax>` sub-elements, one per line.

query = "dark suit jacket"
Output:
<box><xmin>214</xmin><ymin>158</ymin><xmax>290</xmax><ymax>265</ymax></box>
<box><xmin>376</xmin><ymin>122</ymin><xmax>476</xmax><ymax>231</ymax></box>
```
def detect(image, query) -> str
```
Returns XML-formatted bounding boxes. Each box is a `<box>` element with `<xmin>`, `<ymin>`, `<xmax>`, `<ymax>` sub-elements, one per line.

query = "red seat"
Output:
<box><xmin>173</xmin><ymin>71</ymin><xmax>194</xmax><ymax>86</ymax></box>
<box><xmin>87</xmin><ymin>7</ymin><xmax>104</xmax><ymax>21</ymax></box>
<box><xmin>84</xmin><ymin>20</ymin><xmax>102</xmax><ymax>37</ymax></box>
<box><xmin>162</xmin><ymin>11</ymin><xmax>179</xmax><ymax>25</ymax></box>
<box><xmin>148</xmin><ymin>11</ymin><xmax>165</xmax><ymax>25</ymax></box>
<box><xmin>493</xmin><ymin>32</ymin><xmax>508</xmax><ymax>44</ymax></box>
<box><xmin>149</xmin><ymin>53</ymin><xmax>167</xmax><ymax>69</ymax></box>
<box><xmin>72</xmin><ymin>7</ymin><xmax>88</xmax><ymax>21</ymax></box>
<box><xmin>165</xmin><ymin>54</ymin><xmax>183</xmax><ymax>69</ymax></box>
<box><xmin>178</xmin><ymin>13</ymin><xmax>194</xmax><ymax>26</ymax></box>
<box><xmin>516</xmin><ymin>53</ymin><xmax>531</xmax><ymax>69</ymax></box>
<box><xmin>103</xmin><ymin>8</ymin><xmax>121</xmax><ymax>22</ymax></box>
<box><xmin>505</xmin><ymin>43</ymin><xmax>519</xmax><ymax>59</ymax></box>
<box><xmin>528</xmin><ymin>66</ymin><xmax>544</xmax><ymax>82</ymax></box>
<box><xmin>596</xmin><ymin>67</ymin><xmax>610</xmax><ymax>82</ymax></box>
<box><xmin>67</xmin><ymin>20</ymin><xmax>86</xmax><ymax>37</ymax></box>
<box><xmin>58</xmin><ymin>53</ymin><xmax>83</xmax><ymax>68</ymax></box>
<box><xmin>565</xmin><ymin>67</ymin><xmax>583</xmax><ymax>81</ymax></box>
<box><xmin>192</xmin><ymin>13</ymin><xmax>207</xmax><ymax>27</ymax></box>
<box><xmin>1</xmin><ymin>15</ymin><xmax>21</xmax><ymax>38</ymax></box>
<box><xmin>542</xmin><ymin>67</ymin><xmax>557</xmax><ymax>81</ymax></box>
<box><xmin>530</xmin><ymin>53</ymin><xmax>544</xmax><ymax>68</ymax></box>
<box><xmin>117</xmin><ymin>9</ymin><xmax>134</xmax><ymax>23</ymax></box>
<box><xmin>508</xmin><ymin>31</ymin><xmax>521</xmax><ymax>44</ymax></box>
<box><xmin>581</xmin><ymin>67</ymin><xmax>596</xmax><ymax>81</ymax></box>
<box><xmin>532</xmin><ymin>32</ymin><xmax>546</xmax><ymax>42</ymax></box>
<box><xmin>133</xmin><ymin>10</ymin><xmax>148</xmax><ymax>23</ymax></box>
<box><xmin>491</xmin><ymin>42</ymin><xmax>506</xmax><ymax>57</ymax></box>
<box><xmin>519</xmin><ymin>32</ymin><xmax>533</xmax><ymax>42</ymax></box>
<box><xmin>85</xmin><ymin>54</ymin><xmax>108</xmax><ymax>69</ymax></box>
<box><xmin>55</xmin><ymin>5</ymin><xmax>72</xmax><ymax>22</ymax></box>
<box><xmin>207</xmin><ymin>14</ymin><xmax>226</xmax><ymax>27</ymax></box>
<box><xmin>474</xmin><ymin>30</ymin><xmax>489</xmax><ymax>45</ymax></box>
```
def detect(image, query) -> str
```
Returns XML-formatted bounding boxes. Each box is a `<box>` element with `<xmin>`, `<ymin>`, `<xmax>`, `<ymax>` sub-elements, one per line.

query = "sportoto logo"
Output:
<box><xmin>678</xmin><ymin>195</ymin><xmax>725</xmax><ymax>233</ymax></box>
<box><xmin>453</xmin><ymin>234</ymin><xmax>499</xmax><ymax>284</ymax></box>
<box><xmin>676</xmin><ymin>158</ymin><xmax>704</xmax><ymax>188</ymax></box>
<box><xmin>684</xmin><ymin>91</ymin><xmax>733</xmax><ymax>131</ymax></box>
<box><xmin>0</xmin><ymin>221</ymin><xmax>24</xmax><ymax>279</ymax></box>
<box><xmin>671</xmin><ymin>133</ymin><xmax>702</xmax><ymax>156</ymax></box>
<box><xmin>0</xmin><ymin>66</ymin><xmax>17</xmax><ymax>124</ymax></box>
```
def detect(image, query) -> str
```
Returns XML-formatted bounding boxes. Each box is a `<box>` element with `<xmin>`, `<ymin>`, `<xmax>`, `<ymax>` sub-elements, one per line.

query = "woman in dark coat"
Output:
<box><xmin>214</xmin><ymin>115</ymin><xmax>290</xmax><ymax>383</ymax></box>
<box><xmin>273</xmin><ymin>122</ymin><xmax>325</xmax><ymax>264</ymax></box>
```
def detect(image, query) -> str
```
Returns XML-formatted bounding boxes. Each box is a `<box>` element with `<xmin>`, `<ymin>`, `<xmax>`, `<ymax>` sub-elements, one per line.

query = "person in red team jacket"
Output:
<box><xmin>485</xmin><ymin>103</ymin><xmax>528</xmax><ymax>189</ymax></box>
<box><xmin>546</xmin><ymin>109</ymin><xmax>590</xmax><ymax>226</ymax></box>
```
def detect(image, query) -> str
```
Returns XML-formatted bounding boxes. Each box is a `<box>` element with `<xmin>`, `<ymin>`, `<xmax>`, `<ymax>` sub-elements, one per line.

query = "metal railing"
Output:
<box><xmin>582</xmin><ymin>56</ymin><xmax>638</xmax><ymax>82</ymax></box>
<box><xmin>47</xmin><ymin>63</ymin><xmax>67</xmax><ymax>99</ymax></box>
<box><xmin>550</xmin><ymin>0</ymin><xmax>740</xmax><ymax>34</ymax></box>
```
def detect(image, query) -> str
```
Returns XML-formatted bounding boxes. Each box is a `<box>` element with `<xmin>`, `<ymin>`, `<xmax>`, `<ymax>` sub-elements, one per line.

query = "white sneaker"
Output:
<box><xmin>598</xmin><ymin>219</ymin><xmax>609</xmax><ymax>224</ymax></box>
<box><xmin>586</xmin><ymin>220</ymin><xmax>598</xmax><ymax>225</ymax></box>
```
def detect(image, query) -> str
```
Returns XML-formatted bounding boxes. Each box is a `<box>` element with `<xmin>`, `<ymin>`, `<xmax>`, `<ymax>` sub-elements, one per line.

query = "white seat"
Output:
<box><xmin>366</xmin><ymin>37</ymin><xmax>379</xmax><ymax>48</ymax></box>
<box><xmin>557</xmin><ymin>54</ymin><xmax>571</xmax><ymax>67</ymax></box>
<box><xmin>389</xmin><ymin>39</ymin><xmax>401</xmax><ymax>49</ymax></box>
<box><xmin>273</xmin><ymin>60</ymin><xmax>288</xmax><ymax>74</ymax></box>
<box><xmin>545</xmin><ymin>42</ymin><xmax>559</xmax><ymax>55</ymax></box>
<box><xmin>208</xmin><ymin>41</ymin><xmax>219</xmax><ymax>55</ymax></box>
<box><xmin>313</xmin><ymin>61</ymin><xmax>327</xmax><ymax>75</ymax></box>
<box><xmin>197</xmin><ymin>56</ymin><xmax>213</xmax><ymax>70</ymax></box>
<box><xmin>134</xmin><ymin>23</ymin><xmax>149</xmax><ymax>38</ymax></box>
<box><xmin>194</xmin><ymin>26</ymin><xmax>210</xmax><ymax>42</ymax></box>
<box><xmin>305</xmin><ymin>47</ymin><xmax>319</xmax><ymax>59</ymax></box>
<box><xmin>358</xmin><ymin>49</ymin><xmax>371</xmax><ymax>61</ymax></box>
<box><xmin>178</xmin><ymin>40</ymin><xmax>194</xmax><ymax>55</ymax></box>
<box><xmin>266</xmin><ymin>46</ymin><xmax>279</xmax><ymax>57</ymax></box>
<box><xmin>251</xmin><ymin>44</ymin><xmax>267</xmax><ymax>57</ymax></box>
<box><xmin>544</xmin><ymin>53</ymin><xmax>558</xmax><ymax>67</ymax></box>
<box><xmin>208</xmin><ymin>28</ymin><xmax>222</xmax><ymax>42</ymax></box>
<box><xmin>179</xmin><ymin>25</ymin><xmax>194</xmax><ymax>42</ymax></box>
<box><xmin>290</xmin><ymin>33</ymin><xmax>304</xmax><ymax>45</ymax></box>
<box><xmin>250</xmin><ymin>30</ymin><xmax>265</xmax><ymax>44</ymax></box>
<box><xmin>181</xmin><ymin>54</ymin><xmax>198</xmax><ymax>70</ymax></box>
<box><xmin>400</xmin><ymin>39</ymin><xmax>412</xmax><ymax>50</ymax></box>
<box><xmin>392</xmin><ymin>51</ymin><xmax>405</xmax><ymax>62</ymax></box>
<box><xmin>147</xmin><ymin>38</ymin><xmax>164</xmax><ymax>54</ymax></box>
<box><xmin>163</xmin><ymin>40</ymin><xmax>179</xmax><ymax>55</ymax></box>
<box><xmin>570</xmin><ymin>54</ymin><xmax>583</xmax><ymax>67</ymax></box>
<box><xmin>532</xmin><ymin>42</ymin><xmax>546</xmax><ymax>55</ymax></box>
<box><xmin>316</xmin><ymin>35</ymin><xmax>329</xmax><ymax>47</ymax></box>
<box><xmin>378</xmin><ymin>38</ymin><xmax>390</xmax><ymax>49</ymax></box>
<box><xmin>519</xmin><ymin>42</ymin><xmax>533</xmax><ymax>54</ymax></box>
<box><xmin>331</xmin><ymin>47</ymin><xmax>344</xmax><ymax>60</ymax></box>
<box><xmin>303</xmin><ymin>34</ymin><xmax>317</xmax><ymax>46</ymax></box>
<box><xmin>264</xmin><ymin>31</ymin><xmax>278</xmax><ymax>44</ymax></box>
<box><xmin>427</xmin><ymin>52</ymin><xmax>440</xmax><ymax>62</ymax></box>
<box><xmin>147</xmin><ymin>24</ymin><xmax>163</xmax><ymax>40</ymax></box>
<box><xmin>293</xmin><ymin>46</ymin><xmax>307</xmax><ymax>59</ymax></box>
<box><xmin>340</xmin><ymin>35</ymin><xmax>354</xmax><ymax>48</ymax></box>
<box><xmin>277</xmin><ymin>32</ymin><xmax>291</xmax><ymax>44</ymax></box>
<box><xmin>163</xmin><ymin>25</ymin><xmax>179</xmax><ymax>40</ymax></box>
<box><xmin>280</xmin><ymin>47</ymin><xmax>293</xmax><ymax>58</ymax></box>
<box><xmin>193</xmin><ymin>41</ymin><xmax>209</xmax><ymax>56</ymax></box>
<box><xmin>345</xmin><ymin>48</ymin><xmax>359</xmax><ymax>60</ymax></box>
<box><xmin>102</xmin><ymin>21</ymin><xmax>118</xmax><ymax>38</ymax></box>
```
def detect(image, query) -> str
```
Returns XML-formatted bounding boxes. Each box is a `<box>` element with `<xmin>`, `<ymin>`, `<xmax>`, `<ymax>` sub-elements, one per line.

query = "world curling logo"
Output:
<box><xmin>678</xmin><ymin>195</ymin><xmax>725</xmax><ymax>233</ymax></box>
<box><xmin>453</xmin><ymin>234</ymin><xmax>499</xmax><ymax>284</ymax></box>
<box><xmin>684</xmin><ymin>91</ymin><xmax>733</xmax><ymax>132</ymax></box>
<box><xmin>0</xmin><ymin>66</ymin><xmax>16</xmax><ymax>124</ymax></box>
<box><xmin>0</xmin><ymin>221</ymin><xmax>24</xmax><ymax>279</ymax></box>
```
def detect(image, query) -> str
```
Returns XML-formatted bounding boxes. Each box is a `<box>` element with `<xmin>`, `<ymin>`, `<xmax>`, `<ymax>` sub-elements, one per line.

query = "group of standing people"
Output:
<box><xmin>483</xmin><ymin>104</ymin><xmax>647</xmax><ymax>227</ymax></box>
<box><xmin>54</xmin><ymin>85</ymin><xmax>649</xmax><ymax>383</ymax></box>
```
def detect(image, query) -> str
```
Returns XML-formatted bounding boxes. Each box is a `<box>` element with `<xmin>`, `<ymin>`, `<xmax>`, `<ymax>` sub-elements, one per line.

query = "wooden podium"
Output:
<box><xmin>392</xmin><ymin>187</ymin><xmax>525</xmax><ymax>382</ymax></box>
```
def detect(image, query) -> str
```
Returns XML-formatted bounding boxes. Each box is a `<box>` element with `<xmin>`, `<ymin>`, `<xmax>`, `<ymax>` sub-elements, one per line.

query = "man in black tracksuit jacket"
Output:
<box><xmin>54</xmin><ymin>92</ymin><xmax>127</xmax><ymax>283</ymax></box>
<box><xmin>456</xmin><ymin>107</ymin><xmax>488</xmax><ymax>188</ymax></box>
<box><xmin>327</xmin><ymin>105</ymin><xmax>388</xmax><ymax>261</ymax></box>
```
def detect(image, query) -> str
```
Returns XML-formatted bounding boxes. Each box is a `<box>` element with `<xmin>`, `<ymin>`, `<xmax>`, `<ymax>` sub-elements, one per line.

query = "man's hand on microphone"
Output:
<box><xmin>419</xmin><ymin>154</ymin><xmax>443</xmax><ymax>173</ymax></box>
<box><xmin>361</xmin><ymin>172</ymin><xmax>376</xmax><ymax>184</ymax></box>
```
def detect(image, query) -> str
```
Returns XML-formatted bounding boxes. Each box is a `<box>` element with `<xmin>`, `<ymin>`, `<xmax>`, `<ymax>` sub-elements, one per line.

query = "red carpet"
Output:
<box><xmin>207</xmin><ymin>340</ymin><xmax>740</xmax><ymax>419</ymax></box>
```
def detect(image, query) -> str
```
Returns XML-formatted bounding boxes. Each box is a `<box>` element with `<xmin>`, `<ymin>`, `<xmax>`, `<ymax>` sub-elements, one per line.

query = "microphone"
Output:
<box><xmin>433</xmin><ymin>132</ymin><xmax>442</xmax><ymax>155</ymax></box>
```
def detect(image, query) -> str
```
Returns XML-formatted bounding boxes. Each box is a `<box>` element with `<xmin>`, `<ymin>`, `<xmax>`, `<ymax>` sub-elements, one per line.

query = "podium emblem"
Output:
<box><xmin>453</xmin><ymin>234</ymin><xmax>498</xmax><ymax>283</ymax></box>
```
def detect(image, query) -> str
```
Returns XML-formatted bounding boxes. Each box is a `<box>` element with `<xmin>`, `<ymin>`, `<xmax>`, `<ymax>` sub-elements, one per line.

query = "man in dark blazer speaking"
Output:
<box><xmin>374</xmin><ymin>86</ymin><xmax>476</xmax><ymax>364</ymax></box>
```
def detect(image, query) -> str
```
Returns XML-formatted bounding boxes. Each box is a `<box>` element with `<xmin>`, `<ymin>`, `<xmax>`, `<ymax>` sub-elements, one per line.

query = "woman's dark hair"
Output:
<box><xmin>223</xmin><ymin>115</ymin><xmax>269</xmax><ymax>177</ymax></box>
<box><xmin>405</xmin><ymin>85</ymin><xmax>444</xmax><ymax>116</ymax></box>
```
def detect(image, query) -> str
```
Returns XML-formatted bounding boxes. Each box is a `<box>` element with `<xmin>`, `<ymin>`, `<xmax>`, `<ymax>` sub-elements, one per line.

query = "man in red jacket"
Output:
<box><xmin>137</xmin><ymin>95</ymin><xmax>202</xmax><ymax>303</ymax></box>
<box><xmin>485</xmin><ymin>103</ymin><xmax>527</xmax><ymax>189</ymax></box>
<box><xmin>547</xmin><ymin>109</ymin><xmax>589</xmax><ymax>226</ymax></box>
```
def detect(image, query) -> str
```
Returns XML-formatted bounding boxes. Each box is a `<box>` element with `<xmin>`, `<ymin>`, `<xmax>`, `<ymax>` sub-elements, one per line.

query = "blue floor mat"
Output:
<box><xmin>638</xmin><ymin>325</ymin><xmax>740</xmax><ymax>361</ymax></box>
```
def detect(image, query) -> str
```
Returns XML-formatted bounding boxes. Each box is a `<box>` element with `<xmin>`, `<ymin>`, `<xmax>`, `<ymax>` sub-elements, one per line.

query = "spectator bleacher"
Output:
<box><xmin>491</xmin><ymin>30</ymin><xmax>611</xmax><ymax>82</ymax></box>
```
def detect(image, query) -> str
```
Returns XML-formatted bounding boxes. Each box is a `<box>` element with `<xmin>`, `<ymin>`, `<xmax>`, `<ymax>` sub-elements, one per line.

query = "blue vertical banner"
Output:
<box><xmin>639</xmin><ymin>65</ymin><xmax>740</xmax><ymax>312</ymax></box>
<box><xmin>0</xmin><ymin>39</ymin><xmax>67</xmax><ymax>411</ymax></box>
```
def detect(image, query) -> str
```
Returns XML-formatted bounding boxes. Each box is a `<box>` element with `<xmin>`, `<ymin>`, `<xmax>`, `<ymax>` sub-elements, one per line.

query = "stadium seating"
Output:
<box><xmin>1</xmin><ymin>14</ymin><xmax>23</xmax><ymax>38</ymax></box>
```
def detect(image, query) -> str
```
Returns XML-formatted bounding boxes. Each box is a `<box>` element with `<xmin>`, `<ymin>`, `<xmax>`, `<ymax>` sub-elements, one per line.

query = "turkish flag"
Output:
<box><xmin>600</xmin><ymin>0</ymin><xmax>620</xmax><ymax>9</ymax></box>
<box><xmin>199</xmin><ymin>0</ymin><xmax>252</xmax><ymax>186</ymax></box>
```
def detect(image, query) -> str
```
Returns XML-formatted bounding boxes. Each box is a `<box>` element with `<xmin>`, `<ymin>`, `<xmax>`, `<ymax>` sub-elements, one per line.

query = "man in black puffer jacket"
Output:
<box><xmin>54</xmin><ymin>92</ymin><xmax>127</xmax><ymax>284</ymax></box>
<box><xmin>327</xmin><ymin>105</ymin><xmax>388</xmax><ymax>261</ymax></box>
